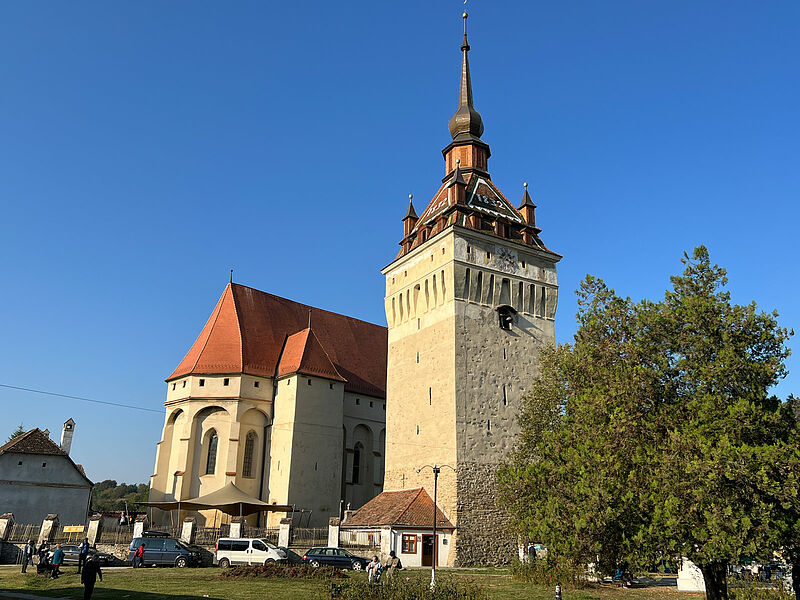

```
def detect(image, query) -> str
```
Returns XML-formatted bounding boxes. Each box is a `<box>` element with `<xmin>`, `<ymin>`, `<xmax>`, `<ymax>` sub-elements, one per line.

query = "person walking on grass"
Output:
<box><xmin>50</xmin><ymin>544</ymin><xmax>64</xmax><ymax>579</ymax></box>
<box><xmin>21</xmin><ymin>539</ymin><xmax>36</xmax><ymax>573</ymax></box>
<box><xmin>77</xmin><ymin>537</ymin><xmax>90</xmax><ymax>573</ymax></box>
<box><xmin>81</xmin><ymin>555</ymin><xmax>103</xmax><ymax>600</ymax></box>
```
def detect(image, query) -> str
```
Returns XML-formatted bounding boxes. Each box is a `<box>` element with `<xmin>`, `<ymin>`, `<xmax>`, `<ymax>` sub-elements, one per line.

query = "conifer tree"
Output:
<box><xmin>499</xmin><ymin>247</ymin><xmax>795</xmax><ymax>600</ymax></box>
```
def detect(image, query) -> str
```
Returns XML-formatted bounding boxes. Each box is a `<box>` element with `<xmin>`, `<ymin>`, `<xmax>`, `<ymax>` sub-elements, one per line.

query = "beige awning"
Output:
<box><xmin>143</xmin><ymin>482</ymin><xmax>293</xmax><ymax>516</ymax></box>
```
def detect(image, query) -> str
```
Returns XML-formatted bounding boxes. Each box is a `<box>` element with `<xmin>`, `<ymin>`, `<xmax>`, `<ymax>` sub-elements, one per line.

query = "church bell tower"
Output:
<box><xmin>381</xmin><ymin>11</ymin><xmax>561</xmax><ymax>566</ymax></box>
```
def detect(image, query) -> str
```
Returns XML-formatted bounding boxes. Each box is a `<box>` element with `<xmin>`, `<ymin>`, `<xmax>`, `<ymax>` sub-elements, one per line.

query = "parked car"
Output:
<box><xmin>59</xmin><ymin>545</ymin><xmax>113</xmax><ymax>566</ymax></box>
<box><xmin>302</xmin><ymin>547</ymin><xmax>369</xmax><ymax>570</ymax></box>
<box><xmin>214</xmin><ymin>538</ymin><xmax>286</xmax><ymax>567</ymax></box>
<box><xmin>127</xmin><ymin>536</ymin><xmax>202</xmax><ymax>567</ymax></box>
<box><xmin>278</xmin><ymin>546</ymin><xmax>304</xmax><ymax>565</ymax></box>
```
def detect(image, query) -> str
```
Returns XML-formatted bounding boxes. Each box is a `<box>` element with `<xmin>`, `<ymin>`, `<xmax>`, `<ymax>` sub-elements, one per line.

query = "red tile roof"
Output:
<box><xmin>168</xmin><ymin>284</ymin><xmax>387</xmax><ymax>398</ymax></box>
<box><xmin>277</xmin><ymin>328</ymin><xmax>346</xmax><ymax>382</ymax></box>
<box><xmin>342</xmin><ymin>488</ymin><xmax>454</xmax><ymax>529</ymax></box>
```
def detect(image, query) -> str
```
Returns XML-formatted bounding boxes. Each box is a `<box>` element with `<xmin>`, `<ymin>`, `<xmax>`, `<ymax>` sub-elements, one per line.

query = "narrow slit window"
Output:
<box><xmin>429</xmin><ymin>387</ymin><xmax>432</xmax><ymax>405</ymax></box>
<box><xmin>503</xmin><ymin>385</ymin><xmax>507</xmax><ymax>406</ymax></box>
<box><xmin>205</xmin><ymin>431</ymin><xmax>218</xmax><ymax>475</ymax></box>
<box><xmin>242</xmin><ymin>431</ymin><xmax>256</xmax><ymax>478</ymax></box>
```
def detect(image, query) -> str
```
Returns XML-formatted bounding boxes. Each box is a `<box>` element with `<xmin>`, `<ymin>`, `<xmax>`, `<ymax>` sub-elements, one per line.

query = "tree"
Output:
<box><xmin>498</xmin><ymin>247</ymin><xmax>795</xmax><ymax>600</ymax></box>
<box><xmin>6</xmin><ymin>424</ymin><xmax>25</xmax><ymax>443</ymax></box>
<box><xmin>90</xmin><ymin>480</ymin><xmax>149</xmax><ymax>513</ymax></box>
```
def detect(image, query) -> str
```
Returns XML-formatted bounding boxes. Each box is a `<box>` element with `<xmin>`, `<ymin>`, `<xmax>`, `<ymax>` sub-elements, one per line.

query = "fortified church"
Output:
<box><xmin>149</xmin><ymin>11</ymin><xmax>560</xmax><ymax>564</ymax></box>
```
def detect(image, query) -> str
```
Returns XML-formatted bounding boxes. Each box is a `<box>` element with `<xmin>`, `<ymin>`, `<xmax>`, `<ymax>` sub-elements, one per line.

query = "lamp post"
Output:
<box><xmin>417</xmin><ymin>464</ymin><xmax>454</xmax><ymax>589</ymax></box>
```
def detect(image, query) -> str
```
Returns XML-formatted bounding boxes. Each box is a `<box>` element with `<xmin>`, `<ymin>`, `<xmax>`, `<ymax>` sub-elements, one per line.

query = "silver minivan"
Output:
<box><xmin>215</xmin><ymin>538</ymin><xmax>286</xmax><ymax>567</ymax></box>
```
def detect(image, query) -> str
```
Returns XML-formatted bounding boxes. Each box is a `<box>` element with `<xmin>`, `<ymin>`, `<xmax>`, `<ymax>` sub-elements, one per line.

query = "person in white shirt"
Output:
<box><xmin>366</xmin><ymin>555</ymin><xmax>382</xmax><ymax>584</ymax></box>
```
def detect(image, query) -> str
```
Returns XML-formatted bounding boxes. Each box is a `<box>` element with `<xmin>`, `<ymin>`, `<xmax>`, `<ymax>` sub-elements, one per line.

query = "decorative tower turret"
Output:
<box><xmin>381</xmin><ymin>11</ymin><xmax>562</xmax><ymax>566</ymax></box>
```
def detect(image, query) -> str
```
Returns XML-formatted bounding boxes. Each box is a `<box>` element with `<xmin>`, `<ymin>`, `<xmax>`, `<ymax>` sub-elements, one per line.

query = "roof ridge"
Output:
<box><xmin>188</xmin><ymin>285</ymin><xmax>230</xmax><ymax>374</ymax></box>
<box><xmin>305</xmin><ymin>328</ymin><xmax>346</xmax><ymax>381</ymax></box>
<box><xmin>229</xmin><ymin>283</ymin><xmax>245</xmax><ymax>373</ymax></box>
<box><xmin>0</xmin><ymin>428</ymin><xmax>39</xmax><ymax>454</ymax></box>
<box><xmin>229</xmin><ymin>283</ymin><xmax>385</xmax><ymax>331</ymax></box>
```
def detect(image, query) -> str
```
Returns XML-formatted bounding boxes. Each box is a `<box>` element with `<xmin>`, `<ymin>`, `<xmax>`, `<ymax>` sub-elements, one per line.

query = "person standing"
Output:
<box><xmin>21</xmin><ymin>539</ymin><xmax>36</xmax><ymax>573</ymax></box>
<box><xmin>51</xmin><ymin>545</ymin><xmax>64</xmax><ymax>579</ymax></box>
<box><xmin>81</xmin><ymin>555</ymin><xmax>103</xmax><ymax>600</ymax></box>
<box><xmin>38</xmin><ymin>541</ymin><xmax>50</xmax><ymax>568</ymax></box>
<box><xmin>77</xmin><ymin>538</ymin><xmax>90</xmax><ymax>573</ymax></box>
<box><xmin>384</xmin><ymin>550</ymin><xmax>402</xmax><ymax>579</ymax></box>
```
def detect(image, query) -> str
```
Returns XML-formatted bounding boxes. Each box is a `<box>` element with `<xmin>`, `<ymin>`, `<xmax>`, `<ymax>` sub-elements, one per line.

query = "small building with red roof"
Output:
<box><xmin>341</xmin><ymin>487</ymin><xmax>455</xmax><ymax>567</ymax></box>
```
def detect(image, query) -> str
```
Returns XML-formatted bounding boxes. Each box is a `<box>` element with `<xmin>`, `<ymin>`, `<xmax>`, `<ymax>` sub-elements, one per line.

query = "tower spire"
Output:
<box><xmin>448</xmin><ymin>10</ymin><xmax>484</xmax><ymax>142</ymax></box>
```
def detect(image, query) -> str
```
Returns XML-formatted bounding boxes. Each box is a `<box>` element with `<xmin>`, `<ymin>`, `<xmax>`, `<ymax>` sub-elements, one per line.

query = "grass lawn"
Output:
<box><xmin>0</xmin><ymin>566</ymin><xmax>702</xmax><ymax>600</ymax></box>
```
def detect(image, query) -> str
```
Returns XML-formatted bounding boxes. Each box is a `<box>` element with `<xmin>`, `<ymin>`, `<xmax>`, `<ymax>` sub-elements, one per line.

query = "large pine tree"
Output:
<box><xmin>498</xmin><ymin>247</ymin><xmax>795</xmax><ymax>600</ymax></box>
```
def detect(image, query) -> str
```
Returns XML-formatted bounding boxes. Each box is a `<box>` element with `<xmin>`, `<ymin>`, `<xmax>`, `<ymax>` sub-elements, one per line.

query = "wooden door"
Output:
<box><xmin>421</xmin><ymin>535</ymin><xmax>438</xmax><ymax>567</ymax></box>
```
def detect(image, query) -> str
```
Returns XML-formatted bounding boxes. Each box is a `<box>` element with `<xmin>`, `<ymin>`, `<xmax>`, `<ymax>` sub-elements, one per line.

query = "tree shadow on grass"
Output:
<box><xmin>2</xmin><ymin>587</ymin><xmax>232</xmax><ymax>600</ymax></box>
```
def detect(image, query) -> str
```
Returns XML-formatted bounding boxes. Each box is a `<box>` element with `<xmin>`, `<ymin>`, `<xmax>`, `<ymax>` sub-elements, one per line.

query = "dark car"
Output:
<box><xmin>278</xmin><ymin>546</ymin><xmax>304</xmax><ymax>565</ymax></box>
<box><xmin>128</xmin><ymin>536</ymin><xmax>201</xmax><ymax>567</ymax></box>
<box><xmin>302</xmin><ymin>547</ymin><xmax>369</xmax><ymax>570</ymax></box>
<box><xmin>59</xmin><ymin>545</ymin><xmax>113</xmax><ymax>566</ymax></box>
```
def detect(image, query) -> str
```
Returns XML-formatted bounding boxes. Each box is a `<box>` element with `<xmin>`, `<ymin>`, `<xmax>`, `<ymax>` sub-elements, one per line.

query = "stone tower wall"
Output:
<box><xmin>383</xmin><ymin>228</ymin><xmax>558</xmax><ymax>566</ymax></box>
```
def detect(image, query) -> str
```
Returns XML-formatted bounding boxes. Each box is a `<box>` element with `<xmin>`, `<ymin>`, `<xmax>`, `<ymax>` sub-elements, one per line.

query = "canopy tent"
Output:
<box><xmin>143</xmin><ymin>482</ymin><xmax>293</xmax><ymax>517</ymax></box>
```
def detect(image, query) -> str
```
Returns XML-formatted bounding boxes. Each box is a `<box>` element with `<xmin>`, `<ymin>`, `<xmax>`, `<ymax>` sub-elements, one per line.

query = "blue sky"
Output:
<box><xmin>1</xmin><ymin>1</ymin><xmax>798</xmax><ymax>486</ymax></box>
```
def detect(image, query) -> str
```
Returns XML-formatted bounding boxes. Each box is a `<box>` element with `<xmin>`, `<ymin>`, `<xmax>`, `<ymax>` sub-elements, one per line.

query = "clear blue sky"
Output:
<box><xmin>1</xmin><ymin>1</ymin><xmax>798</xmax><ymax>486</ymax></box>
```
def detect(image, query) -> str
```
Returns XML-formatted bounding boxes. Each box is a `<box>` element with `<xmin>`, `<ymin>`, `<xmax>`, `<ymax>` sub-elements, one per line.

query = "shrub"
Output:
<box><xmin>730</xmin><ymin>585</ymin><xmax>794</xmax><ymax>600</ymax></box>
<box><xmin>330</xmin><ymin>574</ymin><xmax>487</xmax><ymax>600</ymax></box>
<box><xmin>509</xmin><ymin>556</ymin><xmax>589</xmax><ymax>588</ymax></box>
<box><xmin>216</xmin><ymin>563</ymin><xmax>348</xmax><ymax>580</ymax></box>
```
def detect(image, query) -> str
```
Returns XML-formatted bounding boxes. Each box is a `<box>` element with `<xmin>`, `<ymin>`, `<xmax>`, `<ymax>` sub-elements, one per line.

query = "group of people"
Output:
<box><xmin>365</xmin><ymin>550</ymin><xmax>403</xmax><ymax>584</ymax></box>
<box><xmin>21</xmin><ymin>537</ymin><xmax>103</xmax><ymax>599</ymax></box>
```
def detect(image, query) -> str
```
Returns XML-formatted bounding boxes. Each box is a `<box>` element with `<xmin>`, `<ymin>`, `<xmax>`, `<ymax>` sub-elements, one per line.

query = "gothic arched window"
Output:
<box><xmin>242</xmin><ymin>431</ymin><xmax>256</xmax><ymax>478</ymax></box>
<box><xmin>353</xmin><ymin>442</ymin><xmax>363</xmax><ymax>485</ymax></box>
<box><xmin>205</xmin><ymin>430</ymin><xmax>218</xmax><ymax>475</ymax></box>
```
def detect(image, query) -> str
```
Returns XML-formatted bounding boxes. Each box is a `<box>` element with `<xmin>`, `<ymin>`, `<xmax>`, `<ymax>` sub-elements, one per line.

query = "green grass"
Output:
<box><xmin>0</xmin><ymin>566</ymin><xmax>700</xmax><ymax>600</ymax></box>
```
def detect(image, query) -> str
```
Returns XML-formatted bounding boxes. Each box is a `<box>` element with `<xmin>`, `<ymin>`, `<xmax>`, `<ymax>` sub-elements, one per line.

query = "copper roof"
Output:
<box><xmin>342</xmin><ymin>488</ymin><xmax>454</xmax><ymax>529</ymax></box>
<box><xmin>168</xmin><ymin>284</ymin><xmax>387</xmax><ymax>398</ymax></box>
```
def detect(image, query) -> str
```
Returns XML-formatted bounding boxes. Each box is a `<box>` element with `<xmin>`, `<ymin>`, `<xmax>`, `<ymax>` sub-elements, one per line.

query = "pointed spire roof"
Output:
<box><xmin>518</xmin><ymin>182</ymin><xmax>537</xmax><ymax>209</ymax></box>
<box><xmin>447</xmin><ymin>160</ymin><xmax>467</xmax><ymax>187</ymax></box>
<box><xmin>448</xmin><ymin>11</ymin><xmax>484</xmax><ymax>143</ymax></box>
<box><xmin>403</xmin><ymin>194</ymin><xmax>418</xmax><ymax>220</ymax></box>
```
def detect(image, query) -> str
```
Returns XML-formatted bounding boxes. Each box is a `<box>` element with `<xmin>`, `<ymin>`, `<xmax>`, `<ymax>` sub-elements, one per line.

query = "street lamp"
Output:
<box><xmin>417</xmin><ymin>463</ymin><xmax>454</xmax><ymax>589</ymax></box>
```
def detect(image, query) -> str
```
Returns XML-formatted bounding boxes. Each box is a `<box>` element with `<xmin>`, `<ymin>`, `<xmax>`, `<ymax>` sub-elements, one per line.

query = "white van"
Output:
<box><xmin>215</xmin><ymin>538</ymin><xmax>286</xmax><ymax>567</ymax></box>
